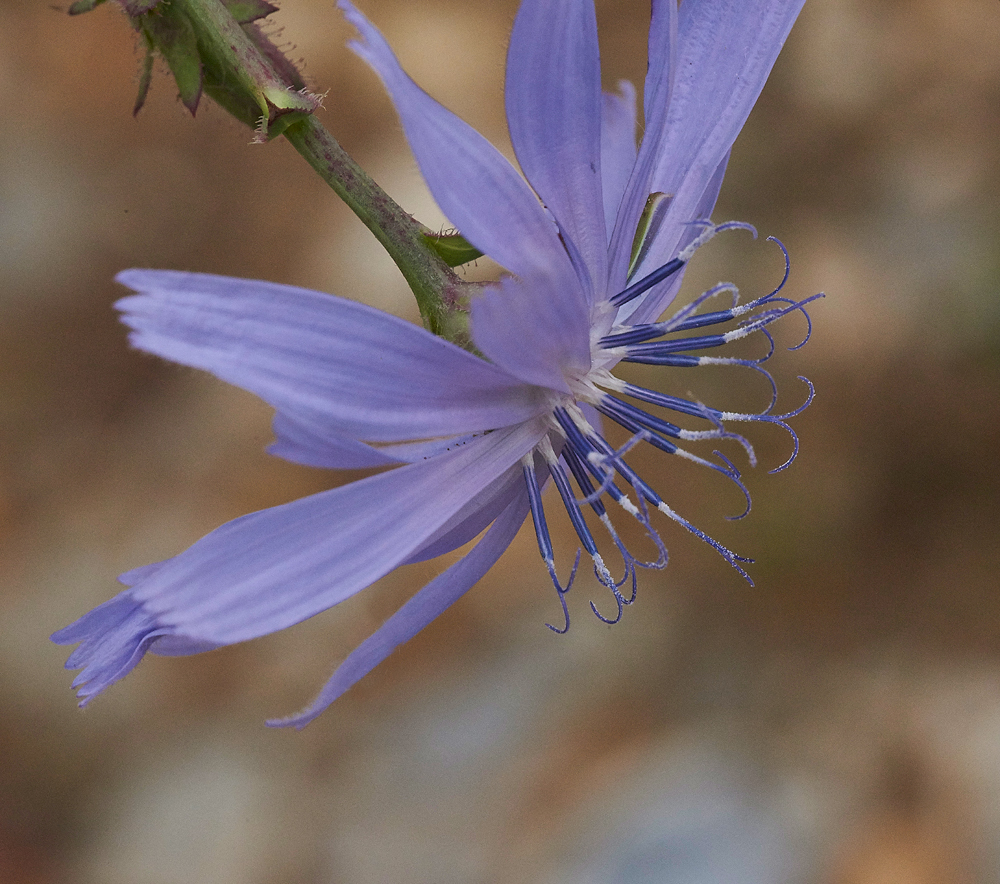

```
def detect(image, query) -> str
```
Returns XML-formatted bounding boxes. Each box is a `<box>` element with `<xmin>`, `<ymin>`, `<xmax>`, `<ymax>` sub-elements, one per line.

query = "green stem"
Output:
<box><xmin>283</xmin><ymin>116</ymin><xmax>467</xmax><ymax>341</ymax></box>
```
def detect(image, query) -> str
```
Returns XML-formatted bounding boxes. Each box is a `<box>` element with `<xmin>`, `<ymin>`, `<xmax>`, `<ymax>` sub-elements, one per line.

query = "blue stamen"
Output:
<box><xmin>612</xmin><ymin>383</ymin><xmax>724</xmax><ymax>422</ymax></box>
<box><xmin>561</xmin><ymin>444</ymin><xmax>608</xmax><ymax>518</ymax></box>
<box><xmin>559</xmin><ymin>441</ymin><xmax>656</xmax><ymax>623</ymax></box>
<box><xmin>545</xmin><ymin>571</ymin><xmax>575</xmax><ymax>635</ymax></box>
<box><xmin>595</xmin><ymin>396</ymin><xmax>753</xmax><ymax>520</ymax></box>
<box><xmin>628</xmin><ymin>484</ymin><xmax>669</xmax><ymax>571</ymax></box>
<box><xmin>604</xmin><ymin>385</ymin><xmax>752</xmax><ymax>454</ymax></box>
<box><xmin>510</xmin><ymin>225</ymin><xmax>816</xmax><ymax>621</ymax></box>
<box><xmin>597</xmin><ymin>395</ymin><xmax>682</xmax><ymax>441</ymax></box>
<box><xmin>610</xmin><ymin>220</ymin><xmax>757</xmax><ymax>310</ymax></box>
<box><xmin>543</xmin><ymin>448</ymin><xmax>622</xmax><ymax>589</ymax></box>
<box><xmin>613</xmin><ymin>376</ymin><xmax>810</xmax><ymax>473</ymax></box>
<box><xmin>521</xmin><ymin>456</ymin><xmax>579</xmax><ymax>632</ymax></box>
<box><xmin>559</xmin><ymin>416</ymin><xmax>670</xmax><ymax>575</ymax></box>
<box><xmin>554</xmin><ymin>407</ymin><xmax>751</xmax><ymax>577</ymax></box>
<box><xmin>671</xmin><ymin>309</ymin><xmax>744</xmax><ymax>332</ymax></box>
<box><xmin>729</xmin><ymin>293</ymin><xmax>824</xmax><ymax>346</ymax></box>
<box><xmin>560</xmin><ymin>444</ymin><xmax>645</xmax><ymax>615</ymax></box>
<box><xmin>547</xmin><ymin>457</ymin><xmax>600</xmax><ymax>558</ymax></box>
<box><xmin>607</xmin><ymin>354</ymin><xmax>781</xmax><ymax>412</ymax></box>
<box><xmin>590</xmin><ymin>590</ymin><xmax>625</xmax><ymax>625</ymax></box>
<box><xmin>766</xmin><ymin>235</ymin><xmax>792</xmax><ymax>298</ymax></box>
<box><xmin>610</xmin><ymin>257</ymin><xmax>684</xmax><ymax>308</ymax></box>
<box><xmin>622</xmin><ymin>333</ymin><xmax>730</xmax><ymax>357</ymax></box>
<box><xmin>522</xmin><ymin>459</ymin><xmax>555</xmax><ymax>565</ymax></box>
<box><xmin>554</xmin><ymin>408</ymin><xmax>643</xmax><ymax>516</ymax></box>
<box><xmin>787</xmin><ymin>296</ymin><xmax>821</xmax><ymax>350</ymax></box>
<box><xmin>601</xmin><ymin>284</ymin><xmax>740</xmax><ymax>347</ymax></box>
<box><xmin>580</xmin><ymin>429</ymin><xmax>755</xmax><ymax>583</ymax></box>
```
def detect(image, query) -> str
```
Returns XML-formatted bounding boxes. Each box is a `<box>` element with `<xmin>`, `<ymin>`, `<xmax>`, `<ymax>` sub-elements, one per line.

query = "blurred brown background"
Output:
<box><xmin>3</xmin><ymin>0</ymin><xmax>1000</xmax><ymax>881</ymax></box>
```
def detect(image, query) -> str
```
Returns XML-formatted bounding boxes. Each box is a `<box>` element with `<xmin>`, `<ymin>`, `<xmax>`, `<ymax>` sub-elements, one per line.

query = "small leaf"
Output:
<box><xmin>222</xmin><ymin>0</ymin><xmax>278</xmax><ymax>24</ymax></box>
<box><xmin>424</xmin><ymin>232</ymin><xmax>484</xmax><ymax>267</ymax></box>
<box><xmin>67</xmin><ymin>0</ymin><xmax>108</xmax><ymax>16</ymax></box>
<box><xmin>147</xmin><ymin>12</ymin><xmax>204</xmax><ymax>114</ymax></box>
<box><xmin>133</xmin><ymin>40</ymin><xmax>156</xmax><ymax>116</ymax></box>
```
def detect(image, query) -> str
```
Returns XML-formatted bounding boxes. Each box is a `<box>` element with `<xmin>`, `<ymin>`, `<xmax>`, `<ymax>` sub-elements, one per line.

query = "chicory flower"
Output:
<box><xmin>54</xmin><ymin>0</ymin><xmax>813</xmax><ymax>727</ymax></box>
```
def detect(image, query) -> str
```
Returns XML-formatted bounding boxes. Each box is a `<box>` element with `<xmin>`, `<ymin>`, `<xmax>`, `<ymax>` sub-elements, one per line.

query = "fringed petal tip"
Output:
<box><xmin>52</xmin><ymin>592</ymin><xmax>171</xmax><ymax>706</ymax></box>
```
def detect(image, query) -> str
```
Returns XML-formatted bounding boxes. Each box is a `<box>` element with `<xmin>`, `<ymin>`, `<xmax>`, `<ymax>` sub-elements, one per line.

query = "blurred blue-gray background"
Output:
<box><xmin>3</xmin><ymin>0</ymin><xmax>1000</xmax><ymax>881</ymax></box>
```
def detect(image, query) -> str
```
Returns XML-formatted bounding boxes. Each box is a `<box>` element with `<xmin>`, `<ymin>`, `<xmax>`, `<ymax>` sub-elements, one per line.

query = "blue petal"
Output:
<box><xmin>267</xmin><ymin>412</ymin><xmax>403</xmax><ymax>470</ymax></box>
<box><xmin>625</xmin><ymin>0</ymin><xmax>806</xmax><ymax>323</ymax></box>
<box><xmin>404</xmin><ymin>461</ymin><xmax>524</xmax><ymax>563</ymax></box>
<box><xmin>269</xmin><ymin>416</ymin><xmax>486</xmax><ymax>471</ymax></box>
<box><xmin>607</xmin><ymin>0</ymin><xmax>677</xmax><ymax>290</ymax></box>
<box><xmin>127</xmin><ymin>419</ymin><xmax>546</xmax><ymax>645</ymax></box>
<box><xmin>54</xmin><ymin>431</ymin><xmax>537</xmax><ymax>707</ymax></box>
<box><xmin>471</xmin><ymin>271</ymin><xmax>591</xmax><ymax>393</ymax></box>
<box><xmin>601</xmin><ymin>82</ymin><xmax>638</xmax><ymax>243</ymax></box>
<box><xmin>117</xmin><ymin>271</ymin><xmax>548</xmax><ymax>446</ymax></box>
<box><xmin>338</xmin><ymin>0</ymin><xmax>577</xmax><ymax>287</ymax></box>
<box><xmin>644</xmin><ymin>0</ymin><xmax>679</xmax><ymax>125</ymax></box>
<box><xmin>268</xmin><ymin>489</ymin><xmax>529</xmax><ymax>728</ymax></box>
<box><xmin>505</xmin><ymin>0</ymin><xmax>607</xmax><ymax>300</ymax></box>
<box><xmin>616</xmin><ymin>151</ymin><xmax>730</xmax><ymax>328</ymax></box>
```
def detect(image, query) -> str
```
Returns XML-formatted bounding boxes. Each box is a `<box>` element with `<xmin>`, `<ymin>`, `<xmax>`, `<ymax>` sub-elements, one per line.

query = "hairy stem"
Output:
<box><xmin>283</xmin><ymin>116</ymin><xmax>466</xmax><ymax>339</ymax></box>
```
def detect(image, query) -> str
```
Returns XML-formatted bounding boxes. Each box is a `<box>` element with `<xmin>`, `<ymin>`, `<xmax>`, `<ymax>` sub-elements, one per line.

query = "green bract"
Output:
<box><xmin>73</xmin><ymin>0</ymin><xmax>319</xmax><ymax>137</ymax></box>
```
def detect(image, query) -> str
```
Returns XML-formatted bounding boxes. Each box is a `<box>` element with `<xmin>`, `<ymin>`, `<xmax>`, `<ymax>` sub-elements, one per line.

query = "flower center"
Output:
<box><xmin>520</xmin><ymin>224</ymin><xmax>822</xmax><ymax>633</ymax></box>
